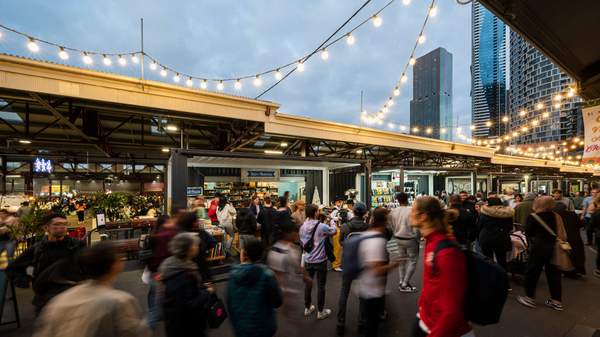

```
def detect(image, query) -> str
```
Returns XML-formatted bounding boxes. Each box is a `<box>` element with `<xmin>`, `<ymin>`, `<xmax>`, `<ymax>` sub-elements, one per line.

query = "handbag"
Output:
<box><xmin>206</xmin><ymin>294</ymin><xmax>228</xmax><ymax>329</ymax></box>
<box><xmin>531</xmin><ymin>213</ymin><xmax>574</xmax><ymax>272</ymax></box>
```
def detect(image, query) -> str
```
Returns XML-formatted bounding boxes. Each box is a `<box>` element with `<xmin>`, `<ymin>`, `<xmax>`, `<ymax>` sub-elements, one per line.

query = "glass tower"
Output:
<box><xmin>410</xmin><ymin>47</ymin><xmax>453</xmax><ymax>141</ymax></box>
<box><xmin>471</xmin><ymin>1</ymin><xmax>507</xmax><ymax>139</ymax></box>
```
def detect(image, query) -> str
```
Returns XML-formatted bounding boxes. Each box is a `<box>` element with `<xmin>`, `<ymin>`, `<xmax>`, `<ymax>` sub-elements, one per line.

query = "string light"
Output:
<box><xmin>118</xmin><ymin>55</ymin><xmax>127</xmax><ymax>66</ymax></box>
<box><xmin>253</xmin><ymin>75</ymin><xmax>262</xmax><ymax>87</ymax></box>
<box><xmin>426</xmin><ymin>127</ymin><xmax>433</xmax><ymax>134</ymax></box>
<box><xmin>429</xmin><ymin>6</ymin><xmax>438</xmax><ymax>17</ymax></box>
<box><xmin>519</xmin><ymin>109</ymin><xmax>526</xmax><ymax>117</ymax></box>
<box><xmin>149</xmin><ymin>61</ymin><xmax>158</xmax><ymax>70</ymax></box>
<box><xmin>131</xmin><ymin>54</ymin><xmax>139</xmax><ymax>64</ymax></box>
<box><xmin>372</xmin><ymin>15</ymin><xmax>383</xmax><ymax>27</ymax></box>
<box><xmin>200</xmin><ymin>80</ymin><xmax>208</xmax><ymax>89</ymax></box>
<box><xmin>102</xmin><ymin>55</ymin><xmax>112</xmax><ymax>66</ymax></box>
<box><xmin>216</xmin><ymin>81</ymin><xmax>224</xmax><ymax>91</ymax></box>
<box><xmin>186</xmin><ymin>77</ymin><xmax>193</xmax><ymax>87</ymax></box>
<box><xmin>58</xmin><ymin>47</ymin><xmax>69</xmax><ymax>60</ymax></box>
<box><xmin>173</xmin><ymin>73</ymin><xmax>180</xmax><ymax>83</ymax></box>
<box><xmin>297</xmin><ymin>61</ymin><xmax>305</xmax><ymax>72</ymax></box>
<box><xmin>403</xmin><ymin>0</ymin><xmax>411</xmax><ymax>5</ymax></box>
<box><xmin>234</xmin><ymin>79</ymin><xmax>242</xmax><ymax>90</ymax></box>
<box><xmin>401</xmin><ymin>74</ymin><xmax>408</xmax><ymax>83</ymax></box>
<box><xmin>409</xmin><ymin>57</ymin><xmax>416</xmax><ymax>66</ymax></box>
<box><xmin>274</xmin><ymin>70</ymin><xmax>283</xmax><ymax>80</ymax></box>
<box><xmin>160</xmin><ymin>68</ymin><xmax>167</xmax><ymax>77</ymax></box>
<box><xmin>485</xmin><ymin>121</ymin><xmax>492</xmax><ymax>127</ymax></box>
<box><xmin>320</xmin><ymin>49</ymin><xmax>329</xmax><ymax>61</ymax></box>
<box><xmin>27</xmin><ymin>38</ymin><xmax>39</xmax><ymax>52</ymax></box>
<box><xmin>82</xmin><ymin>52</ymin><xmax>93</xmax><ymax>65</ymax></box>
<box><xmin>535</xmin><ymin>102</ymin><xmax>544</xmax><ymax>110</ymax></box>
<box><xmin>393</xmin><ymin>87</ymin><xmax>400</xmax><ymax>96</ymax></box>
<box><xmin>502</xmin><ymin>116</ymin><xmax>509</xmax><ymax>123</ymax></box>
<box><xmin>346</xmin><ymin>33</ymin><xmax>355</xmax><ymax>45</ymax></box>
<box><xmin>418</xmin><ymin>35</ymin><xmax>426</xmax><ymax>44</ymax></box>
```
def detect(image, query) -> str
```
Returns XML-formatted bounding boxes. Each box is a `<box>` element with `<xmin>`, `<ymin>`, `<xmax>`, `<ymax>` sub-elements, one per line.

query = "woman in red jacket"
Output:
<box><xmin>411</xmin><ymin>196</ymin><xmax>474</xmax><ymax>337</ymax></box>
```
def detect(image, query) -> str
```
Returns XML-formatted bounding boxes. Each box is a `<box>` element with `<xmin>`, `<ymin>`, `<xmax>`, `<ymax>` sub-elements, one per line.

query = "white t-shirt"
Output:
<box><xmin>357</xmin><ymin>232</ymin><xmax>389</xmax><ymax>299</ymax></box>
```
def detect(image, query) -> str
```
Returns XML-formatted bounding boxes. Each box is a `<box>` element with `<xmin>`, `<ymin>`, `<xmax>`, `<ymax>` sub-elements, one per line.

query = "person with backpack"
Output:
<box><xmin>410</xmin><ymin>196</ymin><xmax>474</xmax><ymax>337</ymax></box>
<box><xmin>356</xmin><ymin>207</ymin><xmax>400</xmax><ymax>337</ymax></box>
<box><xmin>336</xmin><ymin>202</ymin><xmax>369</xmax><ymax>336</ymax></box>
<box><xmin>517</xmin><ymin>196</ymin><xmax>566</xmax><ymax>311</ymax></box>
<box><xmin>388</xmin><ymin>192</ymin><xmax>420</xmax><ymax>293</ymax></box>
<box><xmin>8</xmin><ymin>212</ymin><xmax>85</xmax><ymax>315</ymax></box>
<box><xmin>228</xmin><ymin>237</ymin><xmax>283</xmax><ymax>337</ymax></box>
<box><xmin>300</xmin><ymin>204</ymin><xmax>337</xmax><ymax>320</ymax></box>
<box><xmin>331</xmin><ymin>198</ymin><xmax>354</xmax><ymax>272</ymax></box>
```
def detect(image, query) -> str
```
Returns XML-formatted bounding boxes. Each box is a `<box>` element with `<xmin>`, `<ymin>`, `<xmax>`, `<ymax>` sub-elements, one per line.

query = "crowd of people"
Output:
<box><xmin>1</xmin><ymin>186</ymin><xmax>600</xmax><ymax>337</ymax></box>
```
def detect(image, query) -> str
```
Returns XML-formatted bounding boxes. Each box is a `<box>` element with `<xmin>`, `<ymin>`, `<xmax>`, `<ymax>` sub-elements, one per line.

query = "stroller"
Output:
<box><xmin>507</xmin><ymin>223</ymin><xmax>529</xmax><ymax>276</ymax></box>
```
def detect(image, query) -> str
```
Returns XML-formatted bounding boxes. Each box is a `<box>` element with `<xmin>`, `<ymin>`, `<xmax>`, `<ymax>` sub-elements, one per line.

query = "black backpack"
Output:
<box><xmin>433</xmin><ymin>239</ymin><xmax>509</xmax><ymax>326</ymax></box>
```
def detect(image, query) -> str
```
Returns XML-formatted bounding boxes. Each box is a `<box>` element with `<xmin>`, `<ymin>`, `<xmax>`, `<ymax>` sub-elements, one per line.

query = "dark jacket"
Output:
<box><xmin>514</xmin><ymin>195</ymin><xmax>535</xmax><ymax>226</ymax></box>
<box><xmin>257</xmin><ymin>206</ymin><xmax>276</xmax><ymax>243</ymax></box>
<box><xmin>478</xmin><ymin>205</ymin><xmax>514</xmax><ymax>251</ymax></box>
<box><xmin>236</xmin><ymin>208</ymin><xmax>258</xmax><ymax>235</ymax></box>
<box><xmin>592</xmin><ymin>208</ymin><xmax>600</xmax><ymax>236</ymax></box>
<box><xmin>8</xmin><ymin>236</ymin><xmax>84</xmax><ymax>311</ymax></box>
<box><xmin>555</xmin><ymin>206</ymin><xmax>586</xmax><ymax>274</ymax></box>
<box><xmin>339</xmin><ymin>217</ymin><xmax>369</xmax><ymax>245</ymax></box>
<box><xmin>160</xmin><ymin>256</ymin><xmax>212</xmax><ymax>337</ymax></box>
<box><xmin>249</xmin><ymin>204</ymin><xmax>262</xmax><ymax>218</ymax></box>
<box><xmin>449</xmin><ymin>205</ymin><xmax>476</xmax><ymax>245</ymax></box>
<box><xmin>147</xmin><ymin>227</ymin><xmax>178</xmax><ymax>273</ymax></box>
<box><xmin>525</xmin><ymin>211</ymin><xmax>557</xmax><ymax>259</ymax></box>
<box><xmin>227</xmin><ymin>263</ymin><xmax>282</xmax><ymax>337</ymax></box>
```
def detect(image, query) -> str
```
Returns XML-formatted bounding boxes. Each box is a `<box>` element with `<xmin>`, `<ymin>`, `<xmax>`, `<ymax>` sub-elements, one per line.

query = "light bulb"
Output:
<box><xmin>418</xmin><ymin>35</ymin><xmax>426</xmax><ymax>44</ymax></box>
<box><xmin>519</xmin><ymin>110</ymin><xmax>526</xmax><ymax>117</ymax></box>
<box><xmin>536</xmin><ymin>102</ymin><xmax>544</xmax><ymax>110</ymax></box>
<box><xmin>200</xmin><ymin>80</ymin><xmax>208</xmax><ymax>89</ymax></box>
<box><xmin>102</xmin><ymin>55</ymin><xmax>112</xmax><ymax>66</ymax></box>
<box><xmin>521</xmin><ymin>126</ymin><xmax>528</xmax><ymax>132</ymax></box>
<box><xmin>470</xmin><ymin>125</ymin><xmax>476</xmax><ymax>130</ymax></box>
<box><xmin>0</xmin><ymin>31</ymin><xmax>2</xmax><ymax>39</ymax></box>
<box><xmin>429</xmin><ymin>6</ymin><xmax>438</xmax><ymax>17</ymax></box>
<box><xmin>382</xmin><ymin>107</ymin><xmax>389</xmax><ymax>113</ymax></box>
<box><xmin>27</xmin><ymin>38</ymin><xmax>39</xmax><ymax>53</ymax></box>
<box><xmin>173</xmin><ymin>73</ymin><xmax>180</xmax><ymax>83</ymax></box>
<box><xmin>253</xmin><ymin>75</ymin><xmax>262</xmax><ymax>87</ymax></box>
<box><xmin>372</xmin><ymin>15</ymin><xmax>382</xmax><ymax>27</ymax></box>
<box><xmin>412</xmin><ymin>127</ymin><xmax>419</xmax><ymax>133</ymax></box>
<box><xmin>554</xmin><ymin>102</ymin><xmax>561</xmax><ymax>109</ymax></box>
<box><xmin>440</xmin><ymin>128</ymin><xmax>447</xmax><ymax>134</ymax></box>
<box><xmin>485</xmin><ymin>121</ymin><xmax>492</xmax><ymax>127</ymax></box>
<box><xmin>160</xmin><ymin>68</ymin><xmax>167</xmax><ymax>77</ymax></box>
<box><xmin>131</xmin><ymin>54</ymin><xmax>139</xmax><ymax>64</ymax></box>
<box><xmin>297</xmin><ymin>61</ymin><xmax>305</xmax><ymax>72</ymax></box>
<box><xmin>377</xmin><ymin>119</ymin><xmax>383</xmax><ymax>126</ymax></box>
<box><xmin>426</xmin><ymin>128</ymin><xmax>433</xmax><ymax>134</ymax></box>
<box><xmin>393</xmin><ymin>88</ymin><xmax>400</xmax><ymax>96</ymax></box>
<box><xmin>346</xmin><ymin>33</ymin><xmax>355</xmax><ymax>45</ymax></box>
<box><xmin>402</xmin><ymin>0</ymin><xmax>411</xmax><ymax>4</ymax></box>
<box><xmin>320</xmin><ymin>49</ymin><xmax>329</xmax><ymax>61</ymax></box>
<box><xmin>409</xmin><ymin>57</ymin><xmax>416</xmax><ymax>66</ymax></box>
<box><xmin>217</xmin><ymin>81</ymin><xmax>224</xmax><ymax>91</ymax></box>
<box><xmin>388</xmin><ymin>122</ymin><xmax>395</xmax><ymax>129</ymax></box>
<box><xmin>553</xmin><ymin>94</ymin><xmax>563</xmax><ymax>101</ymax></box>
<box><xmin>275</xmin><ymin>70</ymin><xmax>283</xmax><ymax>80</ymax></box>
<box><xmin>502</xmin><ymin>116</ymin><xmax>509</xmax><ymax>122</ymax></box>
<box><xmin>118</xmin><ymin>55</ymin><xmax>127</xmax><ymax>66</ymax></box>
<box><xmin>387</xmin><ymin>99</ymin><xmax>394</xmax><ymax>107</ymax></box>
<box><xmin>58</xmin><ymin>47</ymin><xmax>69</xmax><ymax>60</ymax></box>
<box><xmin>234</xmin><ymin>80</ymin><xmax>242</xmax><ymax>90</ymax></box>
<box><xmin>542</xmin><ymin>112</ymin><xmax>550</xmax><ymax>118</ymax></box>
<box><xmin>149</xmin><ymin>61</ymin><xmax>158</xmax><ymax>70</ymax></box>
<box><xmin>82</xmin><ymin>52</ymin><xmax>93</xmax><ymax>65</ymax></box>
<box><xmin>531</xmin><ymin>120</ymin><xmax>539</xmax><ymax>126</ymax></box>
<box><xmin>401</xmin><ymin>74</ymin><xmax>408</xmax><ymax>83</ymax></box>
<box><xmin>186</xmin><ymin>77</ymin><xmax>193</xmax><ymax>87</ymax></box>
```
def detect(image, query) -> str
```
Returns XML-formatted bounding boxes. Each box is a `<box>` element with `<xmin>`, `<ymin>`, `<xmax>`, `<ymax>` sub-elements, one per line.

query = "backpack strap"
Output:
<box><xmin>432</xmin><ymin>239</ymin><xmax>461</xmax><ymax>274</ymax></box>
<box><xmin>531</xmin><ymin>213</ymin><xmax>557</xmax><ymax>237</ymax></box>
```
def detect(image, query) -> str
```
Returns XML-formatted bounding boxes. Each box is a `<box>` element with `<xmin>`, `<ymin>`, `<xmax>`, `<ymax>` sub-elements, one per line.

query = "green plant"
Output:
<box><xmin>14</xmin><ymin>206</ymin><xmax>49</xmax><ymax>240</ymax></box>
<box><xmin>91</xmin><ymin>192</ymin><xmax>130</xmax><ymax>222</ymax></box>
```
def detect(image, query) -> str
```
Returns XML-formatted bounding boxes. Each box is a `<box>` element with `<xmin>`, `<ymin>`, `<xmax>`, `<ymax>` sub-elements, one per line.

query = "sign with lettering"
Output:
<box><xmin>33</xmin><ymin>157</ymin><xmax>53</xmax><ymax>173</ymax></box>
<box><xmin>241</xmin><ymin>168</ymin><xmax>279</xmax><ymax>182</ymax></box>
<box><xmin>582</xmin><ymin>105</ymin><xmax>600</xmax><ymax>164</ymax></box>
<box><xmin>187</xmin><ymin>186</ymin><xmax>204</xmax><ymax>197</ymax></box>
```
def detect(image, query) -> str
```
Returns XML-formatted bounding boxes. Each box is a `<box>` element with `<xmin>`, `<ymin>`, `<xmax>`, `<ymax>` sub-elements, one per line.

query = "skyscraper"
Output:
<box><xmin>410</xmin><ymin>47</ymin><xmax>453</xmax><ymax>141</ymax></box>
<box><xmin>471</xmin><ymin>1</ymin><xmax>507</xmax><ymax>139</ymax></box>
<box><xmin>509</xmin><ymin>32</ymin><xmax>582</xmax><ymax>145</ymax></box>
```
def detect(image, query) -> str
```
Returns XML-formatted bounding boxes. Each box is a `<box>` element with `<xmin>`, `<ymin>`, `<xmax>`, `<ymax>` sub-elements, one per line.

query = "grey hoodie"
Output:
<box><xmin>340</xmin><ymin>217</ymin><xmax>370</xmax><ymax>245</ymax></box>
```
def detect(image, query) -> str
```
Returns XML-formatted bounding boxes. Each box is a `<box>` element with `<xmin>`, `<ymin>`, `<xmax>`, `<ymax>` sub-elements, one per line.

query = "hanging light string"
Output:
<box><xmin>362</xmin><ymin>0</ymin><xmax>437</xmax><ymax>123</ymax></box>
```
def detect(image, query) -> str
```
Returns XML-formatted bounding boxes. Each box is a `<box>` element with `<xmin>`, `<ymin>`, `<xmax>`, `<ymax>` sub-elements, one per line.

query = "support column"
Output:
<box><xmin>399</xmin><ymin>167</ymin><xmax>405</xmax><ymax>190</ymax></box>
<box><xmin>365</xmin><ymin>160</ymin><xmax>372</xmax><ymax>210</ymax></box>
<box><xmin>167</xmin><ymin>149</ymin><xmax>188</xmax><ymax>214</ymax></box>
<box><xmin>1</xmin><ymin>155</ymin><xmax>6</xmax><ymax>195</ymax></box>
<box><xmin>322</xmin><ymin>168</ymin><xmax>330</xmax><ymax>206</ymax></box>
<box><xmin>524</xmin><ymin>175</ymin><xmax>531</xmax><ymax>193</ymax></box>
<box><xmin>470</xmin><ymin>171</ymin><xmax>477</xmax><ymax>196</ymax></box>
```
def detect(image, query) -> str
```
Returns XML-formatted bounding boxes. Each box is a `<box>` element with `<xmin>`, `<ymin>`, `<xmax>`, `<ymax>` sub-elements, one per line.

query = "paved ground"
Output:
<box><xmin>2</xmin><ymin>245</ymin><xmax>600</xmax><ymax>337</ymax></box>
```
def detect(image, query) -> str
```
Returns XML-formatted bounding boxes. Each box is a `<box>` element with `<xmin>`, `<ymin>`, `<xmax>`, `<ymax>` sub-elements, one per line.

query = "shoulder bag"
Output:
<box><xmin>531</xmin><ymin>213</ymin><xmax>574</xmax><ymax>272</ymax></box>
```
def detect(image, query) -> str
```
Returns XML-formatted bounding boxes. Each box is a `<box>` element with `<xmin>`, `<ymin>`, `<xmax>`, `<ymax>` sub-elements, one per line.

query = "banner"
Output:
<box><xmin>582</xmin><ymin>104</ymin><xmax>600</xmax><ymax>164</ymax></box>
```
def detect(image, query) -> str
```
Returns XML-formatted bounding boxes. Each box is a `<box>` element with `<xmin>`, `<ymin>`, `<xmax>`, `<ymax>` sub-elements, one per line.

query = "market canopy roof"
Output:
<box><xmin>479</xmin><ymin>0</ymin><xmax>600</xmax><ymax>99</ymax></box>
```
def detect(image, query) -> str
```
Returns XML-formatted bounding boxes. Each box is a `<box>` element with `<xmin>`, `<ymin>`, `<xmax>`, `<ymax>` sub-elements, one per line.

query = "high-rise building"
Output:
<box><xmin>471</xmin><ymin>1</ymin><xmax>507</xmax><ymax>139</ymax></box>
<box><xmin>410</xmin><ymin>47</ymin><xmax>453</xmax><ymax>141</ymax></box>
<box><xmin>509</xmin><ymin>32</ymin><xmax>582</xmax><ymax>145</ymax></box>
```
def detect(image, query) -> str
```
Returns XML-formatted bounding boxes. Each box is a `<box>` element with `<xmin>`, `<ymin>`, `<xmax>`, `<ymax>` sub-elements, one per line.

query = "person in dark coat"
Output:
<box><xmin>477</xmin><ymin>197</ymin><xmax>514</xmax><ymax>271</ymax></box>
<box><xmin>177</xmin><ymin>212</ymin><xmax>217</xmax><ymax>281</ymax></box>
<box><xmin>517</xmin><ymin>196</ymin><xmax>564</xmax><ymax>311</ymax></box>
<box><xmin>257</xmin><ymin>196</ymin><xmax>277</xmax><ymax>245</ymax></box>
<box><xmin>8</xmin><ymin>212</ymin><xmax>85</xmax><ymax>314</ymax></box>
<box><xmin>554</xmin><ymin>202</ymin><xmax>586</xmax><ymax>277</ymax></box>
<box><xmin>237</xmin><ymin>200</ymin><xmax>258</xmax><ymax>262</ymax></box>
<box><xmin>448</xmin><ymin>195</ymin><xmax>477</xmax><ymax>246</ymax></box>
<box><xmin>159</xmin><ymin>233</ymin><xmax>214</xmax><ymax>337</ymax></box>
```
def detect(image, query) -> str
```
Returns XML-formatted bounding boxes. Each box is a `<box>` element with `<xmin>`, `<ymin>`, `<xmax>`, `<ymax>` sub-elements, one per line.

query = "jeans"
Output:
<box><xmin>336</xmin><ymin>275</ymin><xmax>366</xmax><ymax>329</ymax></box>
<box><xmin>360</xmin><ymin>297</ymin><xmax>384</xmax><ymax>337</ymax></box>
<box><xmin>525</xmin><ymin>250</ymin><xmax>562</xmax><ymax>301</ymax></box>
<box><xmin>412</xmin><ymin>318</ymin><xmax>428</xmax><ymax>337</ymax></box>
<box><xmin>305</xmin><ymin>261</ymin><xmax>328</xmax><ymax>311</ymax></box>
<box><xmin>396</xmin><ymin>238</ymin><xmax>419</xmax><ymax>286</ymax></box>
<box><xmin>147</xmin><ymin>278</ymin><xmax>162</xmax><ymax>329</ymax></box>
<box><xmin>221</xmin><ymin>223</ymin><xmax>235</xmax><ymax>253</ymax></box>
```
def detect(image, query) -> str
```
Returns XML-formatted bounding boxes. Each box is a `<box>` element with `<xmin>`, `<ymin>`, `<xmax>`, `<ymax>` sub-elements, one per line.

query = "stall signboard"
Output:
<box><xmin>187</xmin><ymin>186</ymin><xmax>204</xmax><ymax>197</ymax></box>
<box><xmin>241</xmin><ymin>168</ymin><xmax>279</xmax><ymax>182</ymax></box>
<box><xmin>582</xmin><ymin>104</ymin><xmax>600</xmax><ymax>164</ymax></box>
<box><xmin>95</xmin><ymin>213</ymin><xmax>105</xmax><ymax>229</ymax></box>
<box><xmin>33</xmin><ymin>157</ymin><xmax>52</xmax><ymax>174</ymax></box>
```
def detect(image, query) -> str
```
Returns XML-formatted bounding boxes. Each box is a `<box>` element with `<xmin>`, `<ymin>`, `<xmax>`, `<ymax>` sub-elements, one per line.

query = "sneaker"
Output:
<box><xmin>333</xmin><ymin>267</ymin><xmax>343</xmax><ymax>272</ymax></box>
<box><xmin>399</xmin><ymin>284</ymin><xmax>418</xmax><ymax>293</ymax></box>
<box><xmin>544</xmin><ymin>300</ymin><xmax>564</xmax><ymax>311</ymax></box>
<box><xmin>317</xmin><ymin>309</ymin><xmax>332</xmax><ymax>320</ymax></box>
<box><xmin>517</xmin><ymin>296</ymin><xmax>536</xmax><ymax>309</ymax></box>
<box><xmin>304</xmin><ymin>305</ymin><xmax>316</xmax><ymax>317</ymax></box>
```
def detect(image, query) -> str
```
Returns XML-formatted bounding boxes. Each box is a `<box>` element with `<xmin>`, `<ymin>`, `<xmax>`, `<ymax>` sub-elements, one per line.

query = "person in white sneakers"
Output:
<box><xmin>300</xmin><ymin>204</ymin><xmax>337</xmax><ymax>320</ymax></box>
<box><xmin>388</xmin><ymin>192</ymin><xmax>420</xmax><ymax>292</ymax></box>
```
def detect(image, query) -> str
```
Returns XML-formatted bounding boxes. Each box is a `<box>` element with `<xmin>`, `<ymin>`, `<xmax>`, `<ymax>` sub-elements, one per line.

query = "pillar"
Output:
<box><xmin>365</xmin><ymin>160</ymin><xmax>372</xmax><ymax>209</ymax></box>
<box><xmin>470</xmin><ymin>171</ymin><xmax>477</xmax><ymax>195</ymax></box>
<box><xmin>167</xmin><ymin>149</ymin><xmax>188</xmax><ymax>214</ymax></box>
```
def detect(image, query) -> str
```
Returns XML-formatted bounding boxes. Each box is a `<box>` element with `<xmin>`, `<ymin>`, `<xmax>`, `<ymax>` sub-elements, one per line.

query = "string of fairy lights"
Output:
<box><xmin>0</xmin><ymin>0</ymin><xmax>419</xmax><ymax>93</ymax></box>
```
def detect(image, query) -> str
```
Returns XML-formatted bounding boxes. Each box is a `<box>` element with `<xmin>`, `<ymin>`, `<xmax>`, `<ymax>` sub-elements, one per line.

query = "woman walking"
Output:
<box><xmin>217</xmin><ymin>196</ymin><xmax>237</xmax><ymax>254</ymax></box>
<box><xmin>410</xmin><ymin>196</ymin><xmax>473</xmax><ymax>337</ymax></box>
<box><xmin>478</xmin><ymin>197</ymin><xmax>514</xmax><ymax>271</ymax></box>
<box><xmin>517</xmin><ymin>196</ymin><xmax>565</xmax><ymax>311</ymax></box>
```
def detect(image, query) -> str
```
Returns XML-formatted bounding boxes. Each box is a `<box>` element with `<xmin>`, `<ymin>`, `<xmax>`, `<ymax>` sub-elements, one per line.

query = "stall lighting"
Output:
<box><xmin>161</xmin><ymin>148</ymin><xmax>169</xmax><ymax>153</ymax></box>
<box><xmin>356</xmin><ymin>149</ymin><xmax>363</xmax><ymax>154</ymax></box>
<box><xmin>280</xmin><ymin>142</ymin><xmax>288</xmax><ymax>147</ymax></box>
<box><xmin>165</xmin><ymin>125</ymin><xmax>178</xmax><ymax>132</ymax></box>
<box><xmin>264</xmin><ymin>150</ymin><xmax>283</xmax><ymax>155</ymax></box>
<box><xmin>6</xmin><ymin>174</ymin><xmax>21</xmax><ymax>178</ymax></box>
<box><xmin>19</xmin><ymin>139</ymin><xmax>32</xmax><ymax>144</ymax></box>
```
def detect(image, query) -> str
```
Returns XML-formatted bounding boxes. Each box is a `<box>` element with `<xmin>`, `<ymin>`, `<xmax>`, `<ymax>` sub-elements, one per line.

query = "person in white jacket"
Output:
<box><xmin>217</xmin><ymin>196</ymin><xmax>237</xmax><ymax>254</ymax></box>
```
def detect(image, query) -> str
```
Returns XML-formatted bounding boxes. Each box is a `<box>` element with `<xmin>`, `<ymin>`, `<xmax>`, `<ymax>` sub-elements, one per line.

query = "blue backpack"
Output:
<box><xmin>342</xmin><ymin>232</ymin><xmax>385</xmax><ymax>280</ymax></box>
<box><xmin>434</xmin><ymin>239</ymin><xmax>509</xmax><ymax>326</ymax></box>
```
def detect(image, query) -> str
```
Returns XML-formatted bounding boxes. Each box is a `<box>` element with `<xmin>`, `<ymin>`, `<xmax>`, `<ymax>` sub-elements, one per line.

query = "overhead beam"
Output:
<box><xmin>29</xmin><ymin>93</ymin><xmax>111</xmax><ymax>157</ymax></box>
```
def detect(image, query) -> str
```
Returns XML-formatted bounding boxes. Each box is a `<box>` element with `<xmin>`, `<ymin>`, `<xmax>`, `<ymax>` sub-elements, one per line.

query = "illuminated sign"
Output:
<box><xmin>33</xmin><ymin>158</ymin><xmax>53</xmax><ymax>173</ymax></box>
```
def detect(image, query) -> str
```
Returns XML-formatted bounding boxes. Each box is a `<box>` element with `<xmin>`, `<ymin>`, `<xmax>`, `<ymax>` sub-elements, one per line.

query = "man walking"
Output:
<box><xmin>582</xmin><ymin>187</ymin><xmax>598</xmax><ymax>245</ymax></box>
<box><xmin>388</xmin><ymin>192</ymin><xmax>419</xmax><ymax>292</ymax></box>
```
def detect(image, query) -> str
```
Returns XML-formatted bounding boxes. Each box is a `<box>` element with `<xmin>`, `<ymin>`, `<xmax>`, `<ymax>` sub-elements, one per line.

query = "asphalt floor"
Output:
<box><xmin>2</xmin><ymin>244</ymin><xmax>600</xmax><ymax>337</ymax></box>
